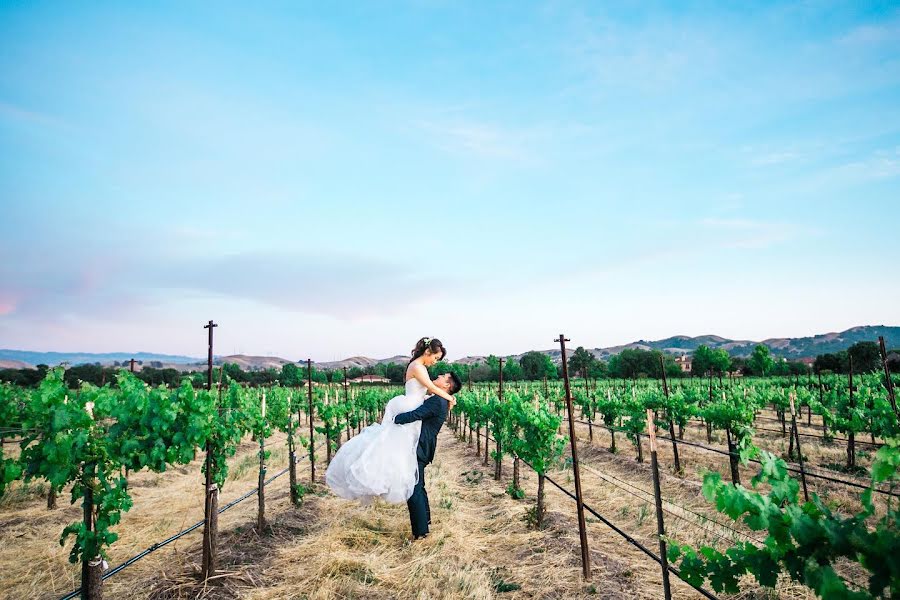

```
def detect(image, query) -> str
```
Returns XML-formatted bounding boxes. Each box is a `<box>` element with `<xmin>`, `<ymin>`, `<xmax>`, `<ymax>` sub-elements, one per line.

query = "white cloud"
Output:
<box><xmin>417</xmin><ymin>118</ymin><xmax>539</xmax><ymax>163</ymax></box>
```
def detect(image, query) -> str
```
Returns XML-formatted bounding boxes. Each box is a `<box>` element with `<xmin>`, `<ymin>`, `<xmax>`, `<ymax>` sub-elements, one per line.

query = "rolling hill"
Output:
<box><xmin>3</xmin><ymin>325</ymin><xmax>896</xmax><ymax>370</ymax></box>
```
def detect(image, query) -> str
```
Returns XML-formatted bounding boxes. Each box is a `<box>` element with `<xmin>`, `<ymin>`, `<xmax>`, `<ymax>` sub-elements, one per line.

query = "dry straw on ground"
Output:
<box><xmin>2</xmin><ymin>407</ymin><xmax>874</xmax><ymax>600</ymax></box>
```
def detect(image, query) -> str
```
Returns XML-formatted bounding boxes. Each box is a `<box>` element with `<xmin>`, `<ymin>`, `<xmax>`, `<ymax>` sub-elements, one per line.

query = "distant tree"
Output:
<box><xmin>588</xmin><ymin>358</ymin><xmax>609</xmax><ymax>379</ymax></box>
<box><xmin>470</xmin><ymin>362</ymin><xmax>495</xmax><ymax>382</ymax></box>
<box><xmin>748</xmin><ymin>344</ymin><xmax>774</xmax><ymax>376</ymax></box>
<box><xmin>279</xmin><ymin>363</ymin><xmax>303</xmax><ymax>387</ymax></box>
<box><xmin>138</xmin><ymin>367</ymin><xmax>183</xmax><ymax>387</ymax></box>
<box><xmin>383</xmin><ymin>362</ymin><xmax>406</xmax><ymax>383</ymax></box>
<box><xmin>482</xmin><ymin>356</ymin><xmax>501</xmax><ymax>381</ymax></box>
<box><xmin>607</xmin><ymin>349</ymin><xmax>678</xmax><ymax>379</ymax></box>
<box><xmin>847</xmin><ymin>341</ymin><xmax>881</xmax><ymax>374</ymax></box>
<box><xmin>568</xmin><ymin>347</ymin><xmax>596</xmax><ymax>378</ymax></box>
<box><xmin>502</xmin><ymin>357</ymin><xmax>525</xmax><ymax>381</ymax></box>
<box><xmin>189</xmin><ymin>371</ymin><xmax>206</xmax><ymax>388</ymax></box>
<box><xmin>710</xmin><ymin>349</ymin><xmax>732</xmax><ymax>376</ymax></box>
<box><xmin>223</xmin><ymin>362</ymin><xmax>246</xmax><ymax>383</ymax></box>
<box><xmin>787</xmin><ymin>361</ymin><xmax>810</xmax><ymax>376</ymax></box>
<box><xmin>691</xmin><ymin>345</ymin><xmax>714</xmax><ymax>377</ymax></box>
<box><xmin>64</xmin><ymin>364</ymin><xmax>105</xmax><ymax>387</ymax></box>
<box><xmin>430</xmin><ymin>362</ymin><xmax>453</xmax><ymax>377</ymax></box>
<box><xmin>347</xmin><ymin>366</ymin><xmax>365</xmax><ymax>379</ymax></box>
<box><xmin>730</xmin><ymin>357</ymin><xmax>748</xmax><ymax>375</ymax></box>
<box><xmin>691</xmin><ymin>346</ymin><xmax>731</xmax><ymax>378</ymax></box>
<box><xmin>449</xmin><ymin>362</ymin><xmax>472</xmax><ymax>382</ymax></box>
<box><xmin>519</xmin><ymin>351</ymin><xmax>557</xmax><ymax>380</ymax></box>
<box><xmin>0</xmin><ymin>368</ymin><xmax>38</xmax><ymax>386</ymax></box>
<box><xmin>887</xmin><ymin>351</ymin><xmax>900</xmax><ymax>371</ymax></box>
<box><xmin>814</xmin><ymin>351</ymin><xmax>848</xmax><ymax>374</ymax></box>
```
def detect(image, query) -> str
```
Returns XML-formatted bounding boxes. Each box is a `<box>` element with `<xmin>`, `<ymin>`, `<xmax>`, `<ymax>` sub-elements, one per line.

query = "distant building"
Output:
<box><xmin>349</xmin><ymin>374</ymin><xmax>391</xmax><ymax>384</ymax></box>
<box><xmin>797</xmin><ymin>357</ymin><xmax>816</xmax><ymax>369</ymax></box>
<box><xmin>674</xmin><ymin>355</ymin><xmax>692</xmax><ymax>373</ymax></box>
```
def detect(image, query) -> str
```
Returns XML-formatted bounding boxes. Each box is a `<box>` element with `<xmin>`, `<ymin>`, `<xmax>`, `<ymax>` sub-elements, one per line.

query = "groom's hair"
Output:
<box><xmin>447</xmin><ymin>372</ymin><xmax>462</xmax><ymax>395</ymax></box>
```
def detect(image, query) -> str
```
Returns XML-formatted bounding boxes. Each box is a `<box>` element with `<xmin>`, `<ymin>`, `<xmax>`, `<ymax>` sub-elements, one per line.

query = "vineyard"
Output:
<box><xmin>1</xmin><ymin>338</ymin><xmax>899</xmax><ymax>599</ymax></box>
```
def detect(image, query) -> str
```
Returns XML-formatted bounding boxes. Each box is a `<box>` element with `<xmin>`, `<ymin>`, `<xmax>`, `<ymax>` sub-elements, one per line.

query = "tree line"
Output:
<box><xmin>2</xmin><ymin>340</ymin><xmax>895</xmax><ymax>389</ymax></box>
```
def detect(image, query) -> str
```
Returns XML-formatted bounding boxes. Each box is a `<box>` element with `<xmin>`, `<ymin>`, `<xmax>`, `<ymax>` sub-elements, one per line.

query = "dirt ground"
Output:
<box><xmin>3</xmin><ymin>408</ymin><xmax>864</xmax><ymax>600</ymax></box>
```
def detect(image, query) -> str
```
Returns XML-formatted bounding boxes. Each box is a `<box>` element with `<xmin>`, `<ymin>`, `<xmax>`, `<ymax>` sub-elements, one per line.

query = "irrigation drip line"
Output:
<box><xmin>579</xmin><ymin>463</ymin><xmax>765</xmax><ymax>546</ymax></box>
<box><xmin>575</xmin><ymin>419</ymin><xmax>900</xmax><ymax>498</ymax></box>
<box><xmin>479</xmin><ymin>432</ymin><xmax>720</xmax><ymax>600</ymax></box>
<box><xmin>753</xmin><ymin>425</ymin><xmax>883</xmax><ymax>448</ymax></box>
<box><xmin>683</xmin><ymin>417</ymin><xmax>883</xmax><ymax>449</ymax></box>
<box><xmin>58</xmin><ymin>458</ymin><xmax>301</xmax><ymax>600</ymax></box>
<box><xmin>584</xmin><ymin>468</ymin><xmax>745</xmax><ymax>548</ymax></box>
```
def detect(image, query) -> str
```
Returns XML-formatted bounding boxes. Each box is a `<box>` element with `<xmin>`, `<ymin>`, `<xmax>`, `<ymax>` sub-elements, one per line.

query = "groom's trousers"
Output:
<box><xmin>407</xmin><ymin>461</ymin><xmax>430</xmax><ymax>538</ymax></box>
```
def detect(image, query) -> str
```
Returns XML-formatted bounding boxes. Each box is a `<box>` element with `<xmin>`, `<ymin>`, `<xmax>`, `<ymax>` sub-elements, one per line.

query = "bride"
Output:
<box><xmin>325</xmin><ymin>337</ymin><xmax>457</xmax><ymax>504</ymax></box>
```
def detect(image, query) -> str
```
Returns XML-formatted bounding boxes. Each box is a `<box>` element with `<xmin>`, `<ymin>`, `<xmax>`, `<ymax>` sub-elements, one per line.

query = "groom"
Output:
<box><xmin>393</xmin><ymin>372</ymin><xmax>463</xmax><ymax>540</ymax></box>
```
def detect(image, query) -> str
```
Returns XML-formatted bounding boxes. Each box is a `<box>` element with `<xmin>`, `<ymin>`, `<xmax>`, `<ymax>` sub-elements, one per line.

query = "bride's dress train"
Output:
<box><xmin>325</xmin><ymin>379</ymin><xmax>426</xmax><ymax>504</ymax></box>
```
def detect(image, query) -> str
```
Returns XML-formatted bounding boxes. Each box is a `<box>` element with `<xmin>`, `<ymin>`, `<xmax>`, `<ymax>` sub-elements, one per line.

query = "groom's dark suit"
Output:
<box><xmin>393</xmin><ymin>395</ymin><xmax>448</xmax><ymax>539</ymax></box>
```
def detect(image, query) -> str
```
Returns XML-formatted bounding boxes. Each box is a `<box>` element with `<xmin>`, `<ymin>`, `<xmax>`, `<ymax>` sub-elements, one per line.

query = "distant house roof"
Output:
<box><xmin>349</xmin><ymin>374</ymin><xmax>391</xmax><ymax>383</ymax></box>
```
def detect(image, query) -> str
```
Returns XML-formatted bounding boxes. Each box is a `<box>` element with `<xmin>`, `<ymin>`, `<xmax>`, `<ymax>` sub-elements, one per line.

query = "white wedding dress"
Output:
<box><xmin>325</xmin><ymin>378</ymin><xmax>427</xmax><ymax>504</ymax></box>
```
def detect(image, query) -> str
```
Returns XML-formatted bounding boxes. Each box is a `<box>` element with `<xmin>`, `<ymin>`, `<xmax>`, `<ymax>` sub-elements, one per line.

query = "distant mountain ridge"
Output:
<box><xmin>3</xmin><ymin>325</ymin><xmax>897</xmax><ymax>369</ymax></box>
<box><xmin>0</xmin><ymin>349</ymin><xmax>201</xmax><ymax>367</ymax></box>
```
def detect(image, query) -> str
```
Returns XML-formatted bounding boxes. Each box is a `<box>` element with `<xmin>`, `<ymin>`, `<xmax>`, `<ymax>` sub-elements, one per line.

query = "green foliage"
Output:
<box><xmin>748</xmin><ymin>344</ymin><xmax>775</xmax><ymax>377</ymax></box>
<box><xmin>518</xmin><ymin>351</ymin><xmax>558</xmax><ymax>380</ymax></box>
<box><xmin>506</xmin><ymin>482</ymin><xmax>525</xmax><ymax>499</ymax></box>
<box><xmin>848</xmin><ymin>342</ymin><xmax>882</xmax><ymax>374</ymax></box>
<box><xmin>669</xmin><ymin>445</ymin><xmax>900</xmax><ymax>598</ymax></box>
<box><xmin>692</xmin><ymin>345</ymin><xmax>732</xmax><ymax>377</ymax></box>
<box><xmin>502</xmin><ymin>358</ymin><xmax>525</xmax><ymax>382</ymax></box>
<box><xmin>568</xmin><ymin>347</ymin><xmax>597</xmax><ymax>378</ymax></box>
<box><xmin>607</xmin><ymin>348</ymin><xmax>670</xmax><ymax>379</ymax></box>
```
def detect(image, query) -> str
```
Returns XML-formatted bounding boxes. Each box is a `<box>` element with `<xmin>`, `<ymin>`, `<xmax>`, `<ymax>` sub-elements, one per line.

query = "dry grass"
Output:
<box><xmin>0</xmin><ymin>432</ymin><xmax>294</xmax><ymax>599</ymax></box>
<box><xmin>1</xmin><ymin>407</ymin><xmax>879</xmax><ymax>600</ymax></box>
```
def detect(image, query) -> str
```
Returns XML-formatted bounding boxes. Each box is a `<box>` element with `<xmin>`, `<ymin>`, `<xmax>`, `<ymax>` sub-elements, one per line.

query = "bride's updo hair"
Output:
<box><xmin>410</xmin><ymin>337</ymin><xmax>445</xmax><ymax>364</ymax></box>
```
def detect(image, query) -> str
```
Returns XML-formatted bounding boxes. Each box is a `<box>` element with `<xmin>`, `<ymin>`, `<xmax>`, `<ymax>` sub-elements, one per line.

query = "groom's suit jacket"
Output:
<box><xmin>393</xmin><ymin>395</ymin><xmax>448</xmax><ymax>465</ymax></box>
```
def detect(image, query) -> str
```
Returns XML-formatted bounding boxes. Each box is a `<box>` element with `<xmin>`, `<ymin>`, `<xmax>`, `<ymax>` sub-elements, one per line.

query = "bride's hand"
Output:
<box><xmin>447</xmin><ymin>395</ymin><xmax>456</xmax><ymax>411</ymax></box>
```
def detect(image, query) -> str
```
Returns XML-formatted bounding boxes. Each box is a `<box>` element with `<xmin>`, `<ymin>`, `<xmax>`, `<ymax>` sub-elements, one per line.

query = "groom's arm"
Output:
<box><xmin>393</xmin><ymin>397</ymin><xmax>442</xmax><ymax>425</ymax></box>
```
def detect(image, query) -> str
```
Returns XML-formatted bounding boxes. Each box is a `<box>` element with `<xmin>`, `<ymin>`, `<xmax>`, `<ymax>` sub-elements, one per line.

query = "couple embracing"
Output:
<box><xmin>326</xmin><ymin>337</ymin><xmax>462</xmax><ymax>539</ymax></box>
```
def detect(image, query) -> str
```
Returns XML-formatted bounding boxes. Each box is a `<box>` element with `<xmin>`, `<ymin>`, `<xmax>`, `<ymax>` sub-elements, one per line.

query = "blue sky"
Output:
<box><xmin>1</xmin><ymin>1</ymin><xmax>898</xmax><ymax>361</ymax></box>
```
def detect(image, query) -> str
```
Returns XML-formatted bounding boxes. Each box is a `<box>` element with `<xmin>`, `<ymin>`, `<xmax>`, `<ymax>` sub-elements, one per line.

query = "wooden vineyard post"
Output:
<box><xmin>201</xmin><ymin>319</ymin><xmax>218</xmax><ymax>581</ymax></box>
<box><xmin>258</xmin><ymin>391</ymin><xmax>267</xmax><ymax>532</ymax></box>
<box><xmin>817</xmin><ymin>370</ymin><xmax>829</xmax><ymax>440</ymax></box>
<box><xmin>847</xmin><ymin>356</ymin><xmax>856</xmax><ymax>470</ymax></box>
<box><xmin>482</xmin><ymin>416</ymin><xmax>489</xmax><ymax>467</ymax></box>
<box><xmin>557</xmin><ymin>334</ymin><xmax>591</xmax><ymax>582</ymax></box>
<box><xmin>879</xmin><ymin>336</ymin><xmax>898</xmax><ymax>420</ymax></box>
<box><xmin>129</xmin><ymin>357</ymin><xmax>135</xmax><ymax>373</ymax></box>
<box><xmin>607</xmin><ymin>388</ymin><xmax>617</xmax><ymax>453</ymax></box>
<box><xmin>789</xmin><ymin>393</ymin><xmax>809</xmax><ymax>503</ymax></box>
<box><xmin>720</xmin><ymin>391</ymin><xmax>741</xmax><ymax>486</ymax></box>
<box><xmin>307</xmin><ymin>359</ymin><xmax>316</xmax><ymax>484</ymax></box>
<box><xmin>343</xmin><ymin>367</ymin><xmax>352</xmax><ymax>443</ymax></box>
<box><xmin>288</xmin><ymin>392</ymin><xmax>299</xmax><ymax>506</ymax></box>
<box><xmin>583</xmin><ymin>368</ymin><xmax>593</xmax><ymax>442</ymax></box>
<box><xmin>646</xmin><ymin>410</ymin><xmax>672</xmax><ymax>600</ymax></box>
<box><xmin>706</xmin><ymin>371</ymin><xmax>714</xmax><ymax>443</ymax></box>
<box><xmin>81</xmin><ymin>404</ymin><xmax>103</xmax><ymax>600</ymax></box>
<box><xmin>659</xmin><ymin>355</ymin><xmax>681</xmax><ymax>475</ymax></box>
<box><xmin>495</xmin><ymin>358</ymin><xmax>503</xmax><ymax>480</ymax></box>
<box><xmin>476</xmin><ymin>414</ymin><xmax>481</xmax><ymax>457</ymax></box>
